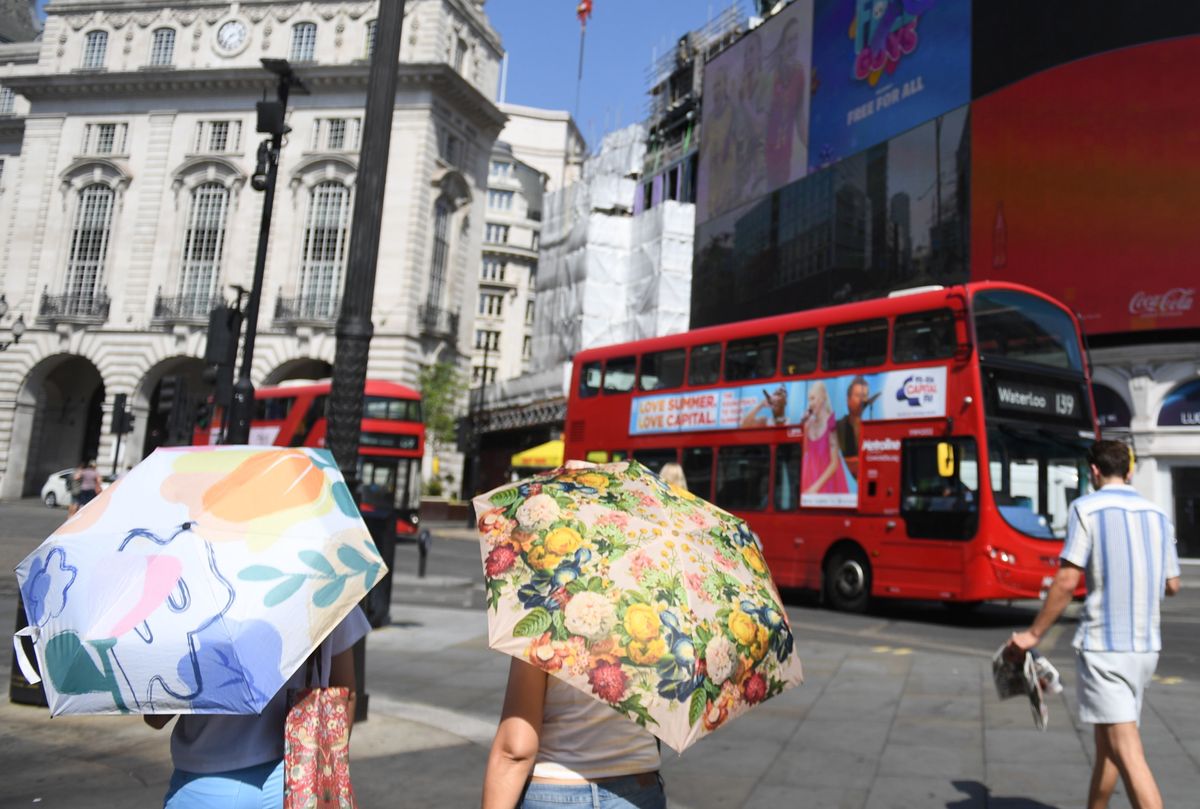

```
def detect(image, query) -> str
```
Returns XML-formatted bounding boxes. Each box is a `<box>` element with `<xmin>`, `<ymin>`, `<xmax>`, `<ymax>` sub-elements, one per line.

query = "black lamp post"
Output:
<box><xmin>224</xmin><ymin>59</ymin><xmax>309</xmax><ymax>444</ymax></box>
<box><xmin>324</xmin><ymin>0</ymin><xmax>407</xmax><ymax>720</ymax></box>
<box><xmin>0</xmin><ymin>295</ymin><xmax>26</xmax><ymax>351</ymax></box>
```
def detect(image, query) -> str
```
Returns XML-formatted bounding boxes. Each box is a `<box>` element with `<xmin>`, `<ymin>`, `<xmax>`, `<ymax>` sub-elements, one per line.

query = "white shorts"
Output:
<box><xmin>1075</xmin><ymin>650</ymin><xmax>1158</xmax><ymax>726</ymax></box>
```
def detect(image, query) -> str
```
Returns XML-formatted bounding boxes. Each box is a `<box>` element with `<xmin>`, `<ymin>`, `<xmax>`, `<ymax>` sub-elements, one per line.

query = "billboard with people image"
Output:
<box><xmin>696</xmin><ymin>0</ymin><xmax>813</xmax><ymax>225</ymax></box>
<box><xmin>628</xmin><ymin>366</ymin><xmax>946</xmax><ymax>507</ymax></box>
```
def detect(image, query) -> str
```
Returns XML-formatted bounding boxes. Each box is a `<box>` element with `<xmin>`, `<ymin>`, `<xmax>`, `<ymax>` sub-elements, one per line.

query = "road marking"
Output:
<box><xmin>869</xmin><ymin>645</ymin><xmax>913</xmax><ymax>656</ymax></box>
<box><xmin>1152</xmin><ymin>674</ymin><xmax>1184</xmax><ymax>686</ymax></box>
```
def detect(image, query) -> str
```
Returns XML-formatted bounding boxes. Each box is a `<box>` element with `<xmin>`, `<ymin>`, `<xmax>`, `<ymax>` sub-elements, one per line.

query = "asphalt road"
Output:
<box><xmin>5</xmin><ymin>501</ymin><xmax>1196</xmax><ymax>682</ymax></box>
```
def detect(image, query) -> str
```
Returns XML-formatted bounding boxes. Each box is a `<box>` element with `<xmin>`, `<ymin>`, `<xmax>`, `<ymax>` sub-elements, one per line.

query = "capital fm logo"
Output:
<box><xmin>896</xmin><ymin>374</ymin><xmax>938</xmax><ymax>407</ymax></box>
<box><xmin>852</xmin><ymin>0</ymin><xmax>935</xmax><ymax>85</ymax></box>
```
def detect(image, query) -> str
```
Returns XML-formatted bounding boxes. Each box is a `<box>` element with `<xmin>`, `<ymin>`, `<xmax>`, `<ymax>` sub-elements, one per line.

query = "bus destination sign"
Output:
<box><xmin>990</xmin><ymin>376</ymin><xmax>1084</xmax><ymax>422</ymax></box>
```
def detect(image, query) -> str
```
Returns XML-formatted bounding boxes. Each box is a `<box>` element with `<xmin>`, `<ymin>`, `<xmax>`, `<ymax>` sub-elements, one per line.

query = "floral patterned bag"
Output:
<box><xmin>284</xmin><ymin>655</ymin><xmax>357</xmax><ymax>809</ymax></box>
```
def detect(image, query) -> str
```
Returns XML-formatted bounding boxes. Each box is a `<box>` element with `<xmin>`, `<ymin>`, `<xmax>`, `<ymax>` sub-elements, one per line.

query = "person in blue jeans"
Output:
<box><xmin>145</xmin><ymin>607</ymin><xmax>370</xmax><ymax>809</ymax></box>
<box><xmin>482</xmin><ymin>658</ymin><xmax>667</xmax><ymax>809</ymax></box>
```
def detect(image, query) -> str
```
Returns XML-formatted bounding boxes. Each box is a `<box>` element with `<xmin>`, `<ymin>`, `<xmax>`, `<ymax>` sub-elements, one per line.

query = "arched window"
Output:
<box><xmin>426</xmin><ymin>199</ymin><xmax>451</xmax><ymax>307</ymax></box>
<box><xmin>290</xmin><ymin>22</ymin><xmax>317</xmax><ymax>62</ymax></box>
<box><xmin>65</xmin><ymin>184</ymin><xmax>115</xmax><ymax>313</ymax></box>
<box><xmin>83</xmin><ymin>30</ymin><xmax>108</xmax><ymax>70</ymax></box>
<box><xmin>149</xmin><ymin>28</ymin><xmax>176</xmax><ymax>67</ymax></box>
<box><xmin>177</xmin><ymin>183</ymin><xmax>229</xmax><ymax>316</ymax></box>
<box><xmin>365</xmin><ymin>20</ymin><xmax>377</xmax><ymax>58</ymax></box>
<box><xmin>298</xmin><ymin>182</ymin><xmax>350</xmax><ymax>319</ymax></box>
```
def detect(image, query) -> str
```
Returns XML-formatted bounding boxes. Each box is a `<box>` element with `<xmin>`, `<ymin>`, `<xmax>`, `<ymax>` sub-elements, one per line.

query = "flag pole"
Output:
<box><xmin>575</xmin><ymin>23</ymin><xmax>586</xmax><ymax>116</ymax></box>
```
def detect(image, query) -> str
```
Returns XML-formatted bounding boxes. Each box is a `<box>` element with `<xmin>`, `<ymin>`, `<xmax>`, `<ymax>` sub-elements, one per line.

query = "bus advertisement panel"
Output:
<box><xmin>628</xmin><ymin>367</ymin><xmax>946</xmax><ymax>508</ymax></box>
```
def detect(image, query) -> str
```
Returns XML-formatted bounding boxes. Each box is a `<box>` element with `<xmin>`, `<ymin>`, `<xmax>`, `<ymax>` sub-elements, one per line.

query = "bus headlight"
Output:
<box><xmin>987</xmin><ymin>545</ymin><xmax>1018</xmax><ymax>565</ymax></box>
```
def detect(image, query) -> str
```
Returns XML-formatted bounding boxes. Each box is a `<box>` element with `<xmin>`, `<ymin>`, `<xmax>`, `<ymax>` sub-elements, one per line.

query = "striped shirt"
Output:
<box><xmin>1061</xmin><ymin>484</ymin><xmax>1181</xmax><ymax>652</ymax></box>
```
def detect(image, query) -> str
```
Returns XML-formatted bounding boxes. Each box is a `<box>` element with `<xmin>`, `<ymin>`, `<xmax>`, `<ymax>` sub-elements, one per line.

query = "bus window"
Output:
<box><xmin>364</xmin><ymin>396</ymin><xmax>419</xmax><ymax>421</ymax></box>
<box><xmin>611</xmin><ymin>450</ymin><xmax>629</xmax><ymax>461</ymax></box>
<box><xmin>580</xmin><ymin>361</ymin><xmax>602</xmax><ymax>397</ymax></box>
<box><xmin>775</xmin><ymin>444</ymin><xmax>801</xmax><ymax>511</ymax></box>
<box><xmin>602</xmin><ymin>356</ymin><xmax>637</xmax><ymax>394</ymax></box>
<box><xmin>689</xmin><ymin>343</ymin><xmax>721</xmax><ymax>386</ymax></box>
<box><xmin>973</xmin><ymin>289</ymin><xmax>1083</xmax><ymax>371</ymax></box>
<box><xmin>255</xmin><ymin>396</ymin><xmax>293</xmax><ymax>421</ymax></box>
<box><xmin>900</xmin><ymin>438</ymin><xmax>979</xmax><ymax>540</ymax></box>
<box><xmin>358</xmin><ymin>457</ymin><xmax>397</xmax><ymax>513</ymax></box>
<box><xmin>893</xmin><ymin>309</ymin><xmax>957</xmax><ymax>363</ymax></box>
<box><xmin>585</xmin><ymin>450</ymin><xmax>609</xmax><ymax>463</ymax></box>
<box><xmin>290</xmin><ymin>395</ymin><xmax>327</xmax><ymax>446</ymax></box>
<box><xmin>633</xmin><ymin>448</ymin><xmax>678</xmax><ymax>473</ymax></box>
<box><xmin>682</xmin><ymin>447</ymin><xmax>713</xmax><ymax>500</ymax></box>
<box><xmin>782</xmin><ymin>329</ymin><xmax>818</xmax><ymax>376</ymax></box>
<box><xmin>724</xmin><ymin>335</ymin><xmax>779</xmax><ymax>382</ymax></box>
<box><xmin>715</xmin><ymin>445</ymin><xmax>770</xmax><ymax>511</ymax></box>
<box><xmin>823</xmin><ymin>319</ymin><xmax>888</xmax><ymax>371</ymax></box>
<box><xmin>639</xmin><ymin>348</ymin><xmax>686</xmax><ymax>391</ymax></box>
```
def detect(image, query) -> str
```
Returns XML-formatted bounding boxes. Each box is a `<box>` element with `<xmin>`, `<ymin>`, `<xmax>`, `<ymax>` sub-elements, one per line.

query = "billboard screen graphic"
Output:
<box><xmin>970</xmin><ymin>36</ymin><xmax>1200</xmax><ymax>334</ymax></box>
<box><xmin>696</xmin><ymin>0</ymin><xmax>813</xmax><ymax>225</ymax></box>
<box><xmin>807</xmin><ymin>0</ymin><xmax>970</xmax><ymax>172</ymax></box>
<box><xmin>629</xmin><ymin>366</ymin><xmax>946</xmax><ymax>508</ymax></box>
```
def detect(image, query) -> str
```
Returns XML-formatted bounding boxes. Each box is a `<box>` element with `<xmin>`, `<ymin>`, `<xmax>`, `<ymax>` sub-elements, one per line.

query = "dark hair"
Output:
<box><xmin>1088</xmin><ymin>439</ymin><xmax>1131</xmax><ymax>479</ymax></box>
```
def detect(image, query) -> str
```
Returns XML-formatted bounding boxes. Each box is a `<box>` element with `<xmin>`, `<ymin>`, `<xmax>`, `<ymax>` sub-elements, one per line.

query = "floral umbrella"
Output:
<box><xmin>14</xmin><ymin>446</ymin><xmax>385</xmax><ymax>716</ymax></box>
<box><xmin>473</xmin><ymin>460</ymin><xmax>803</xmax><ymax>753</ymax></box>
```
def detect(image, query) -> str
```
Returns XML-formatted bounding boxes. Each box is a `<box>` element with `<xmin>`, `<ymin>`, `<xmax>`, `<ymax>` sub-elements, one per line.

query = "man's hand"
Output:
<box><xmin>1009</xmin><ymin>629</ymin><xmax>1039</xmax><ymax>654</ymax></box>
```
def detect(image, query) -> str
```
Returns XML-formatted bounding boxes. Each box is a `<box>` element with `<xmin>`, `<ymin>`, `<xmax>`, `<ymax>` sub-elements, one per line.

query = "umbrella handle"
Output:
<box><xmin>13</xmin><ymin>626</ymin><xmax>42</xmax><ymax>685</ymax></box>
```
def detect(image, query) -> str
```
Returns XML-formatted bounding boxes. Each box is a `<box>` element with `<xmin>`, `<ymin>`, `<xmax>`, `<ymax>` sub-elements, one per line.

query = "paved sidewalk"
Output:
<box><xmin>5</xmin><ymin>601</ymin><xmax>1199</xmax><ymax>808</ymax></box>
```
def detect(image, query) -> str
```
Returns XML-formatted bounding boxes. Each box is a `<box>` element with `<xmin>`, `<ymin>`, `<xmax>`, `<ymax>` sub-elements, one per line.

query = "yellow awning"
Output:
<box><xmin>510</xmin><ymin>439</ymin><xmax>564</xmax><ymax>469</ymax></box>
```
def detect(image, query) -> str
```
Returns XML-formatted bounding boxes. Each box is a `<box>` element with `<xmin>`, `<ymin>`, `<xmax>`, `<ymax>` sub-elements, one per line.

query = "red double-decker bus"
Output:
<box><xmin>201</xmin><ymin>379</ymin><xmax>425</xmax><ymax>537</ymax></box>
<box><xmin>565</xmin><ymin>282</ymin><xmax>1097</xmax><ymax>611</ymax></box>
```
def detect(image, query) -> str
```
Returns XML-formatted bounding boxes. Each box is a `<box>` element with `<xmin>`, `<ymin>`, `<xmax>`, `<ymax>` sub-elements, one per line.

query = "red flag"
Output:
<box><xmin>577</xmin><ymin>0</ymin><xmax>593</xmax><ymax>26</ymax></box>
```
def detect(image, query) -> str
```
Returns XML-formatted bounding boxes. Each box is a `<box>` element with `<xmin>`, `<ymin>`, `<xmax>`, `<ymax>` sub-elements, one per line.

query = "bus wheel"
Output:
<box><xmin>824</xmin><ymin>547</ymin><xmax>871</xmax><ymax>613</ymax></box>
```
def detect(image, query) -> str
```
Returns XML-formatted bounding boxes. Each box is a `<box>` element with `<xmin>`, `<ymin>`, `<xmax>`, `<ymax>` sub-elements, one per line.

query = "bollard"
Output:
<box><xmin>417</xmin><ymin>528</ymin><xmax>432</xmax><ymax>579</ymax></box>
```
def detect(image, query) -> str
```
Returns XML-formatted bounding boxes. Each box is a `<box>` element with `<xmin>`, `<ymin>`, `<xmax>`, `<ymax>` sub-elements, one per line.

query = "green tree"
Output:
<box><xmin>418</xmin><ymin>361</ymin><xmax>466</xmax><ymax>456</ymax></box>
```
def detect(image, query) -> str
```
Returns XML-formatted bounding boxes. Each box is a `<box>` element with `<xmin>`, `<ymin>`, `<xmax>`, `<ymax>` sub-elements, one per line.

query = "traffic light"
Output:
<box><xmin>204</xmin><ymin>305</ymin><xmax>242</xmax><ymax>408</ymax></box>
<box><xmin>110</xmin><ymin>394</ymin><xmax>134</xmax><ymax>435</ymax></box>
<box><xmin>157</xmin><ymin>376</ymin><xmax>178</xmax><ymax>416</ymax></box>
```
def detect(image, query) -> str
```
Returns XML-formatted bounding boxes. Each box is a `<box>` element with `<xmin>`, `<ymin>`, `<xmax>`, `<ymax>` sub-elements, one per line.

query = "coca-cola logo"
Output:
<box><xmin>1129</xmin><ymin>288</ymin><xmax>1194</xmax><ymax>317</ymax></box>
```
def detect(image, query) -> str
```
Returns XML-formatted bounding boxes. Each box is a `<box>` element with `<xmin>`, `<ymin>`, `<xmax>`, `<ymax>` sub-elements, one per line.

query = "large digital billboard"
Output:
<box><xmin>807</xmin><ymin>0</ymin><xmax>970</xmax><ymax>172</ymax></box>
<box><xmin>696</xmin><ymin>0</ymin><xmax>813</xmax><ymax>225</ymax></box>
<box><xmin>691</xmin><ymin>104</ymin><xmax>969</xmax><ymax>329</ymax></box>
<box><xmin>970</xmin><ymin>36</ymin><xmax>1200</xmax><ymax>334</ymax></box>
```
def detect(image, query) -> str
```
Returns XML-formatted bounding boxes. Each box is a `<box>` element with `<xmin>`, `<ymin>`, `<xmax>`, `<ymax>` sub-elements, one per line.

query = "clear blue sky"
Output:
<box><xmin>33</xmin><ymin>0</ymin><xmax>741</xmax><ymax>151</ymax></box>
<box><xmin>487</xmin><ymin>0</ymin><xmax>748</xmax><ymax>150</ymax></box>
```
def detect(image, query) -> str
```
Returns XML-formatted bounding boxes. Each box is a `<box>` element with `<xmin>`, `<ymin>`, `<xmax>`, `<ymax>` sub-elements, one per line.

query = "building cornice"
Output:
<box><xmin>5</xmin><ymin>62</ymin><xmax>507</xmax><ymax>133</ymax></box>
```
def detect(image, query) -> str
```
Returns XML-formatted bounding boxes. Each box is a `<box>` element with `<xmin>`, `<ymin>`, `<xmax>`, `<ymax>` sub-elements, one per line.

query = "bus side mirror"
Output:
<box><xmin>937</xmin><ymin>442</ymin><xmax>955</xmax><ymax>477</ymax></box>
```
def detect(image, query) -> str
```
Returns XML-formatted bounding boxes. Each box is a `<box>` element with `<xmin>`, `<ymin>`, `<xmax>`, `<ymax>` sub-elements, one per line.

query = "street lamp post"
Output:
<box><xmin>224</xmin><ymin>60</ymin><xmax>308</xmax><ymax>444</ymax></box>
<box><xmin>325</xmin><ymin>0</ymin><xmax>407</xmax><ymax>720</ymax></box>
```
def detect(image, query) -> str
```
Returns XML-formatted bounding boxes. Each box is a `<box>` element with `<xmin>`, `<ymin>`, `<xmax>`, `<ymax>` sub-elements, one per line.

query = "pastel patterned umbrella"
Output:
<box><xmin>473</xmin><ymin>460</ymin><xmax>803</xmax><ymax>754</ymax></box>
<box><xmin>13</xmin><ymin>446</ymin><xmax>385</xmax><ymax>716</ymax></box>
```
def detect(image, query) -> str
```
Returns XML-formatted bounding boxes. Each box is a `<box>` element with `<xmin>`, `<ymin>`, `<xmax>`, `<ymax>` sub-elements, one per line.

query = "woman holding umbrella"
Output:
<box><xmin>145</xmin><ymin>607</ymin><xmax>369</xmax><ymax>809</ymax></box>
<box><xmin>482</xmin><ymin>657</ymin><xmax>666</xmax><ymax>809</ymax></box>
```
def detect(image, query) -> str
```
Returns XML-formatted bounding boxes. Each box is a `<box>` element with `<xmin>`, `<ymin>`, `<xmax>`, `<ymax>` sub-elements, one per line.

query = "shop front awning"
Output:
<box><xmin>510</xmin><ymin>439</ymin><xmax>564</xmax><ymax>469</ymax></box>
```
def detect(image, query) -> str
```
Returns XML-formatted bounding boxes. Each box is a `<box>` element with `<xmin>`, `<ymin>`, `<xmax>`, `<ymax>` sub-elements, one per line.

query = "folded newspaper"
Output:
<box><xmin>992</xmin><ymin>644</ymin><xmax>1063</xmax><ymax>731</ymax></box>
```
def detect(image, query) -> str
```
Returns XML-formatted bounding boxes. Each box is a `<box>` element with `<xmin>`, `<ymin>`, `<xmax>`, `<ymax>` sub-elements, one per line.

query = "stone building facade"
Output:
<box><xmin>0</xmin><ymin>0</ymin><xmax>507</xmax><ymax>498</ymax></box>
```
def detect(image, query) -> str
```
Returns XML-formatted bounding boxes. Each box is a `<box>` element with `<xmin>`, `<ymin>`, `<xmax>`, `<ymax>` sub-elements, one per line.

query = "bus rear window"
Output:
<box><xmin>724</xmin><ymin>335</ymin><xmax>778</xmax><ymax>381</ymax></box>
<box><xmin>782</xmin><ymin>329</ymin><xmax>818</xmax><ymax>376</ymax></box>
<box><xmin>579</xmin><ymin>361</ymin><xmax>602</xmax><ymax>397</ymax></box>
<box><xmin>893</xmin><ymin>309</ymin><xmax>957</xmax><ymax>363</ymax></box>
<box><xmin>602</xmin><ymin>356</ymin><xmax>637</xmax><ymax>394</ymax></box>
<box><xmin>639</xmin><ymin>348</ymin><xmax>686</xmax><ymax>391</ymax></box>
<box><xmin>824</xmin><ymin>319</ymin><xmax>888</xmax><ymax>370</ymax></box>
<box><xmin>255</xmin><ymin>397</ymin><xmax>293</xmax><ymax>421</ymax></box>
<box><xmin>715</xmin><ymin>445</ymin><xmax>770</xmax><ymax>511</ymax></box>
<box><xmin>689</xmin><ymin>343</ymin><xmax>721</xmax><ymax>386</ymax></box>
<box><xmin>364</xmin><ymin>396</ymin><xmax>420</xmax><ymax>421</ymax></box>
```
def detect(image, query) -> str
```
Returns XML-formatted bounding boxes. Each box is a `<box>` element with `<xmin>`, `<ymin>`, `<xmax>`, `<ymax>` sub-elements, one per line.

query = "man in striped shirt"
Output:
<box><xmin>1011</xmin><ymin>440</ymin><xmax>1181</xmax><ymax>809</ymax></box>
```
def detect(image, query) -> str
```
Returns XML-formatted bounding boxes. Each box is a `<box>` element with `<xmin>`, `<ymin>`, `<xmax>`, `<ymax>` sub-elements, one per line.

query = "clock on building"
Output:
<box><xmin>214</xmin><ymin>19</ymin><xmax>249</xmax><ymax>55</ymax></box>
